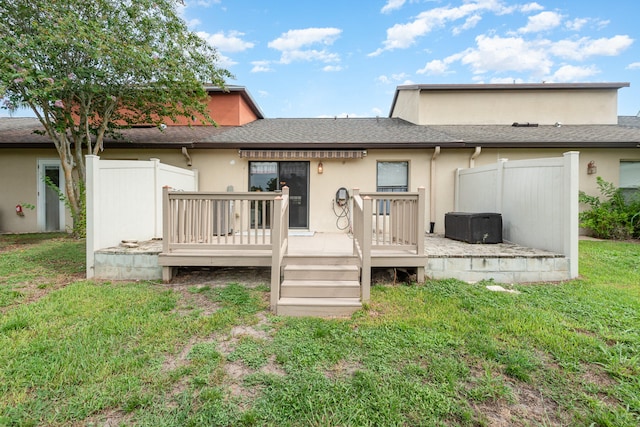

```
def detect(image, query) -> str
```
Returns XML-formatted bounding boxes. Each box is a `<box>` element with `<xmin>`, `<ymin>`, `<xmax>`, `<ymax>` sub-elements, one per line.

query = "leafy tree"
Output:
<box><xmin>0</xmin><ymin>0</ymin><xmax>231</xmax><ymax>236</ymax></box>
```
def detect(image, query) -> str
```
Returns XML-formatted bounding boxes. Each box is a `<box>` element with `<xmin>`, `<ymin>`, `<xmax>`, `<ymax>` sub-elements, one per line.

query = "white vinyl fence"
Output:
<box><xmin>86</xmin><ymin>155</ymin><xmax>198</xmax><ymax>278</ymax></box>
<box><xmin>454</xmin><ymin>151</ymin><xmax>579</xmax><ymax>278</ymax></box>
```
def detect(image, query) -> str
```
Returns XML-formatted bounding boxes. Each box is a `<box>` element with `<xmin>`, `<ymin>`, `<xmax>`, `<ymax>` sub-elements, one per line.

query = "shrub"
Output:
<box><xmin>579</xmin><ymin>177</ymin><xmax>640</xmax><ymax>239</ymax></box>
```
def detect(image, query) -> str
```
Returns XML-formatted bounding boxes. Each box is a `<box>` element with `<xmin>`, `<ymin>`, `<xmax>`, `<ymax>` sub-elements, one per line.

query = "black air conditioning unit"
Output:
<box><xmin>444</xmin><ymin>212</ymin><xmax>502</xmax><ymax>244</ymax></box>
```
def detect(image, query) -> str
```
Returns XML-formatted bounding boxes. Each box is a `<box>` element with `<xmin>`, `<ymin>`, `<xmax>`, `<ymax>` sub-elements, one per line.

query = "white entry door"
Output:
<box><xmin>37</xmin><ymin>159</ymin><xmax>66</xmax><ymax>232</ymax></box>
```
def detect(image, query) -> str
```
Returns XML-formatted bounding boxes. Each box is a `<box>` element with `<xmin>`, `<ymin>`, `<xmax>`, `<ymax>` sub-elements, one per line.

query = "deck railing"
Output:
<box><xmin>354</xmin><ymin>187</ymin><xmax>425</xmax><ymax>252</ymax></box>
<box><xmin>162</xmin><ymin>186</ymin><xmax>289</xmax><ymax>310</ymax></box>
<box><xmin>352</xmin><ymin>190</ymin><xmax>372</xmax><ymax>302</ymax></box>
<box><xmin>352</xmin><ymin>187</ymin><xmax>426</xmax><ymax>300</ymax></box>
<box><xmin>162</xmin><ymin>186</ymin><xmax>289</xmax><ymax>252</ymax></box>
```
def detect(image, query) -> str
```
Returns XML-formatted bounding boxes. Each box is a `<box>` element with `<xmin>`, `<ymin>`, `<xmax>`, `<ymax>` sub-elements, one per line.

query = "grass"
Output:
<box><xmin>0</xmin><ymin>233</ymin><xmax>84</xmax><ymax>308</ymax></box>
<box><xmin>0</xmin><ymin>235</ymin><xmax>639</xmax><ymax>426</ymax></box>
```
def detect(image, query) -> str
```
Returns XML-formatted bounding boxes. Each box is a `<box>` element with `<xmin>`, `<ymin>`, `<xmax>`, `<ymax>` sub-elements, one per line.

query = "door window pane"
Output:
<box><xmin>248</xmin><ymin>161</ymin><xmax>309</xmax><ymax>228</ymax></box>
<box><xmin>250</xmin><ymin>162</ymin><xmax>278</xmax><ymax>192</ymax></box>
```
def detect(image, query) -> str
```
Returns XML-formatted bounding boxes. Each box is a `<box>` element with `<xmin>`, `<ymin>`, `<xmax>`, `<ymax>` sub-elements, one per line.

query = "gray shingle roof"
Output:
<box><xmin>2</xmin><ymin>116</ymin><xmax>639</xmax><ymax>149</ymax></box>
<box><xmin>197</xmin><ymin>118</ymin><xmax>462</xmax><ymax>147</ymax></box>
<box><xmin>194</xmin><ymin>117</ymin><xmax>640</xmax><ymax>148</ymax></box>
<box><xmin>0</xmin><ymin>118</ymin><xmax>231</xmax><ymax>147</ymax></box>
<box><xmin>618</xmin><ymin>115</ymin><xmax>640</xmax><ymax>128</ymax></box>
<box><xmin>430</xmin><ymin>122</ymin><xmax>640</xmax><ymax>146</ymax></box>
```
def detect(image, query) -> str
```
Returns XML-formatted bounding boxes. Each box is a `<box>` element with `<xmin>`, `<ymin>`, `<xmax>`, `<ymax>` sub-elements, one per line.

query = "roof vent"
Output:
<box><xmin>512</xmin><ymin>122</ymin><xmax>538</xmax><ymax>127</ymax></box>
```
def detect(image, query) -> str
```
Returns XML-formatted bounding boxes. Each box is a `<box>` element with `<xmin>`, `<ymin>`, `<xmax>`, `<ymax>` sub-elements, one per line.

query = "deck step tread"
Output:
<box><xmin>284</xmin><ymin>264</ymin><xmax>359</xmax><ymax>270</ymax></box>
<box><xmin>278</xmin><ymin>297</ymin><xmax>362</xmax><ymax>307</ymax></box>
<box><xmin>281</xmin><ymin>280</ymin><xmax>360</xmax><ymax>287</ymax></box>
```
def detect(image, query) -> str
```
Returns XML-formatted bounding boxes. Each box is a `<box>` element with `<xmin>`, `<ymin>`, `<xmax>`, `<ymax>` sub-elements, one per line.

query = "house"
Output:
<box><xmin>3</xmin><ymin>81</ymin><xmax>638</xmax><ymax>315</ymax></box>
<box><xmin>2</xmin><ymin>82</ymin><xmax>638</xmax><ymax>237</ymax></box>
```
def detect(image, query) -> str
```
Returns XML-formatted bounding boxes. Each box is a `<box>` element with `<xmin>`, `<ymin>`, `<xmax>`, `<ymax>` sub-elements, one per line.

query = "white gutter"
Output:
<box><xmin>429</xmin><ymin>146</ymin><xmax>440</xmax><ymax>233</ymax></box>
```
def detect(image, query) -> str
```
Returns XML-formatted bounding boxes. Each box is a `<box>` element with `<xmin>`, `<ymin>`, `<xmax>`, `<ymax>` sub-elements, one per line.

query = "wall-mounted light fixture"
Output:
<box><xmin>317</xmin><ymin>161</ymin><xmax>324</xmax><ymax>174</ymax></box>
<box><xmin>587</xmin><ymin>160</ymin><xmax>597</xmax><ymax>175</ymax></box>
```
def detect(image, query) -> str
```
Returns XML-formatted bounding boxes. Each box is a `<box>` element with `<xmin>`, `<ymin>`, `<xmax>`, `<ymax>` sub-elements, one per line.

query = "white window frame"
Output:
<box><xmin>620</xmin><ymin>160</ymin><xmax>640</xmax><ymax>201</ymax></box>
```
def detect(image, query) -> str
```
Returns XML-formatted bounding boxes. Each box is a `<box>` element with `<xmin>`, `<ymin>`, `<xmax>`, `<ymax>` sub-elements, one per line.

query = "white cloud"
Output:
<box><xmin>417</xmin><ymin>30</ymin><xmax>633</xmax><ymax>82</ymax></box>
<box><xmin>215</xmin><ymin>53</ymin><xmax>237</xmax><ymax>68</ymax></box>
<box><xmin>565</xmin><ymin>18</ymin><xmax>588</xmax><ymax>31</ymax></box>
<box><xmin>460</xmin><ymin>35</ymin><xmax>553</xmax><ymax>76</ymax></box>
<box><xmin>251</xmin><ymin>61</ymin><xmax>273</xmax><ymax>73</ymax></box>
<box><xmin>371</xmin><ymin>107</ymin><xmax>384</xmax><ymax>116</ymax></box>
<box><xmin>549</xmin><ymin>64</ymin><xmax>600</xmax><ymax>81</ymax></box>
<box><xmin>258</xmin><ymin>90</ymin><xmax>269</xmax><ymax>97</ymax></box>
<box><xmin>268</xmin><ymin>28</ymin><xmax>342</xmax><ymax>65</ymax></box>
<box><xmin>391</xmin><ymin>72</ymin><xmax>410</xmax><ymax>81</ymax></box>
<box><xmin>381</xmin><ymin>0</ymin><xmax>406</xmax><ymax>14</ymax></box>
<box><xmin>323</xmin><ymin>65</ymin><xmax>343</xmax><ymax>72</ymax></box>
<box><xmin>280</xmin><ymin>49</ymin><xmax>340</xmax><ymax>65</ymax></box>
<box><xmin>185</xmin><ymin>18</ymin><xmax>201</xmax><ymax>28</ymax></box>
<box><xmin>197</xmin><ymin>30</ymin><xmax>254</xmax><ymax>52</ymax></box>
<box><xmin>377</xmin><ymin>73</ymin><xmax>412</xmax><ymax>84</ymax></box>
<box><xmin>417</xmin><ymin>59</ymin><xmax>450</xmax><ymax>75</ymax></box>
<box><xmin>627</xmin><ymin>62</ymin><xmax>640</xmax><ymax>70</ymax></box>
<box><xmin>551</xmin><ymin>35</ymin><xmax>634</xmax><ymax>61</ymax></box>
<box><xmin>520</xmin><ymin>2</ymin><xmax>545</xmax><ymax>13</ymax></box>
<box><xmin>518</xmin><ymin>11</ymin><xmax>563</xmax><ymax>33</ymax></box>
<box><xmin>369</xmin><ymin>1</ymin><xmax>517</xmax><ymax>56</ymax></box>
<box><xmin>190</xmin><ymin>0</ymin><xmax>221</xmax><ymax>6</ymax></box>
<box><xmin>268</xmin><ymin>28</ymin><xmax>341</xmax><ymax>51</ymax></box>
<box><xmin>453</xmin><ymin>15</ymin><xmax>482</xmax><ymax>35</ymax></box>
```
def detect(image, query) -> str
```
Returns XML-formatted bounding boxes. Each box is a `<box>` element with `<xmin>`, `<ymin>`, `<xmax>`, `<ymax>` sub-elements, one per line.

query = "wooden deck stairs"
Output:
<box><xmin>277</xmin><ymin>255</ymin><xmax>363</xmax><ymax>317</ymax></box>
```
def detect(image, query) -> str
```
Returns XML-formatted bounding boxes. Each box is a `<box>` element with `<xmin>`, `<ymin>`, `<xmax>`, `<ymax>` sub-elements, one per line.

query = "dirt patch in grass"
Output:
<box><xmin>76</xmin><ymin>409</ymin><xmax>134</xmax><ymax>427</ymax></box>
<box><xmin>169</xmin><ymin>266</ymin><xmax>271</xmax><ymax>288</ymax></box>
<box><xmin>165</xmin><ymin>283</ymin><xmax>222</xmax><ymax>317</ymax></box>
<box><xmin>1</xmin><ymin>269</ymin><xmax>84</xmax><ymax>314</ymax></box>
<box><xmin>18</xmin><ymin>272</ymin><xmax>85</xmax><ymax>304</ymax></box>
<box><xmin>470</xmin><ymin>379</ymin><xmax>567</xmax><ymax>426</ymax></box>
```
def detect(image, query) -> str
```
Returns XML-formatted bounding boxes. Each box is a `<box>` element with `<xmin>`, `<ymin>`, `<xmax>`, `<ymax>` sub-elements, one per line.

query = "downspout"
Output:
<box><xmin>429</xmin><ymin>146</ymin><xmax>440</xmax><ymax>233</ymax></box>
<box><xmin>182</xmin><ymin>146</ymin><xmax>192</xmax><ymax>167</ymax></box>
<box><xmin>470</xmin><ymin>146</ymin><xmax>481</xmax><ymax>168</ymax></box>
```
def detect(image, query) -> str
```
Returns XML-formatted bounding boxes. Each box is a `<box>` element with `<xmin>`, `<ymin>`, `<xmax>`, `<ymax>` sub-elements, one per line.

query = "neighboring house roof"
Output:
<box><xmin>0</xmin><ymin>117</ymin><xmax>232</xmax><ymax>148</ymax></box>
<box><xmin>1</xmin><ymin>115</ymin><xmax>639</xmax><ymax>150</ymax></box>
<box><xmin>618</xmin><ymin>115</ymin><xmax>640</xmax><ymax>128</ymax></box>
<box><xmin>394</xmin><ymin>82</ymin><xmax>631</xmax><ymax>92</ymax></box>
<box><xmin>431</xmin><ymin>118</ymin><xmax>640</xmax><ymax>148</ymax></box>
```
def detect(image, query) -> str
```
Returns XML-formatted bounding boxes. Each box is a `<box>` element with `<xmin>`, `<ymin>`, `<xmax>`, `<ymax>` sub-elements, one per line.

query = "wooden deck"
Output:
<box><xmin>158</xmin><ymin>187</ymin><xmax>427</xmax><ymax>316</ymax></box>
<box><xmin>156</xmin><ymin>187</ymin><xmax>569</xmax><ymax>316</ymax></box>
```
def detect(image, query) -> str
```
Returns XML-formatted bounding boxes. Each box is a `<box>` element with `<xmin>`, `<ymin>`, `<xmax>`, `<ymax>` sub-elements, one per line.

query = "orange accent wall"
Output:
<box><xmin>167</xmin><ymin>92</ymin><xmax>259</xmax><ymax>126</ymax></box>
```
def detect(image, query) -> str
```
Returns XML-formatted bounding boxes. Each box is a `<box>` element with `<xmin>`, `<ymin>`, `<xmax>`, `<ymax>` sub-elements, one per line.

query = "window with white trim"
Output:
<box><xmin>376</xmin><ymin>161</ymin><xmax>408</xmax><ymax>213</ymax></box>
<box><xmin>620</xmin><ymin>161</ymin><xmax>640</xmax><ymax>201</ymax></box>
<box><xmin>377</xmin><ymin>161</ymin><xmax>408</xmax><ymax>192</ymax></box>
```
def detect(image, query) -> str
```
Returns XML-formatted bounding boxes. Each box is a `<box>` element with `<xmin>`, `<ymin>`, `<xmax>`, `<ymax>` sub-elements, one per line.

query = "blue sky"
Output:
<box><xmin>180</xmin><ymin>0</ymin><xmax>640</xmax><ymax>118</ymax></box>
<box><xmin>3</xmin><ymin>0</ymin><xmax>638</xmax><ymax>118</ymax></box>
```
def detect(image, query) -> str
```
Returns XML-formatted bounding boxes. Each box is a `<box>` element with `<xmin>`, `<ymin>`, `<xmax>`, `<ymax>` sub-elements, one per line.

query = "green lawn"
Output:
<box><xmin>0</xmin><ymin>235</ymin><xmax>638</xmax><ymax>426</ymax></box>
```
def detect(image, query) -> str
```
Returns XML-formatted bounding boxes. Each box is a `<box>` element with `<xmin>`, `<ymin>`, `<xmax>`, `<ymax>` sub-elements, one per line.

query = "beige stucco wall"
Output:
<box><xmin>4</xmin><ymin>146</ymin><xmax>639</xmax><ymax>235</ymax></box>
<box><xmin>0</xmin><ymin>149</ymin><xmax>73</xmax><ymax>233</ymax></box>
<box><xmin>393</xmin><ymin>89</ymin><xmax>619</xmax><ymax>125</ymax></box>
<box><xmin>389</xmin><ymin>89</ymin><xmax>420</xmax><ymax>124</ymax></box>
